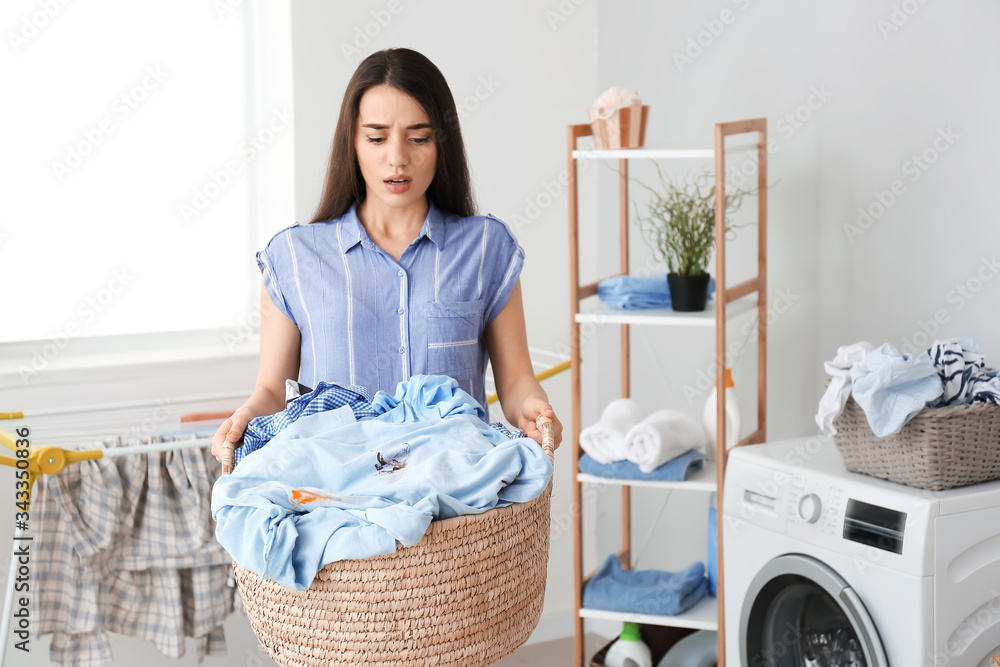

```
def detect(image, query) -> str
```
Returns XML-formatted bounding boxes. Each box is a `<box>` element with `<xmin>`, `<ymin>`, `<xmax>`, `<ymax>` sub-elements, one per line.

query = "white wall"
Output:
<box><xmin>589</xmin><ymin>0</ymin><xmax>1000</xmax><ymax>642</ymax></box>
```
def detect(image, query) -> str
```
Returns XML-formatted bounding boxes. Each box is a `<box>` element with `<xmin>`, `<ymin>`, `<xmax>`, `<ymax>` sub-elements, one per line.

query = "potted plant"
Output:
<box><xmin>634</xmin><ymin>166</ymin><xmax>753</xmax><ymax>312</ymax></box>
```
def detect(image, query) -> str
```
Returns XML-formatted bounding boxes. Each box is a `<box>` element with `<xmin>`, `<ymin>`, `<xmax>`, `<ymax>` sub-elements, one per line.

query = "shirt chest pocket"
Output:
<box><xmin>426</xmin><ymin>300</ymin><xmax>483</xmax><ymax>376</ymax></box>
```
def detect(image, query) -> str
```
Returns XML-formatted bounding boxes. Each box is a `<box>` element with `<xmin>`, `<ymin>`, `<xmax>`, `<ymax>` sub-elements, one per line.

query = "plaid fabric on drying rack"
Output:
<box><xmin>235</xmin><ymin>379</ymin><xmax>525</xmax><ymax>467</ymax></box>
<box><xmin>30</xmin><ymin>432</ymin><xmax>236</xmax><ymax>667</ymax></box>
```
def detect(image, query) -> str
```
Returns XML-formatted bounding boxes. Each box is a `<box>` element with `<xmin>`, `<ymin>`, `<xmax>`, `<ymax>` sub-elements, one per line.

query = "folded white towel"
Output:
<box><xmin>579</xmin><ymin>398</ymin><xmax>645</xmax><ymax>464</ymax></box>
<box><xmin>815</xmin><ymin>341</ymin><xmax>874</xmax><ymax>436</ymax></box>
<box><xmin>624</xmin><ymin>409</ymin><xmax>706</xmax><ymax>474</ymax></box>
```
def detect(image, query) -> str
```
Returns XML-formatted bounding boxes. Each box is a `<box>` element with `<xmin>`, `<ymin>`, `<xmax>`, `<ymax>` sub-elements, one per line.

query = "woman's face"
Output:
<box><xmin>355</xmin><ymin>85</ymin><xmax>437</xmax><ymax>216</ymax></box>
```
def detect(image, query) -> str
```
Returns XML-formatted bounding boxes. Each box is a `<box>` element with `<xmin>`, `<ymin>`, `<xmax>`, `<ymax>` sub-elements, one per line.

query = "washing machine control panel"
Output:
<box><xmin>797</xmin><ymin>493</ymin><xmax>822</xmax><ymax>523</ymax></box>
<box><xmin>787</xmin><ymin>477</ymin><xmax>845</xmax><ymax>539</ymax></box>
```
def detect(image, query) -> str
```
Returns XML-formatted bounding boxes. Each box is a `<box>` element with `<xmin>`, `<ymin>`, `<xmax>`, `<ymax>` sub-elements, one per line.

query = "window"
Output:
<box><xmin>4</xmin><ymin>0</ymin><xmax>294</xmax><ymax>345</ymax></box>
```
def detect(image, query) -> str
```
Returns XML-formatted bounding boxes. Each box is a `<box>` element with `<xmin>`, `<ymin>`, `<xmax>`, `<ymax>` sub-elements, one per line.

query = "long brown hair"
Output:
<box><xmin>309</xmin><ymin>48</ymin><xmax>476</xmax><ymax>223</ymax></box>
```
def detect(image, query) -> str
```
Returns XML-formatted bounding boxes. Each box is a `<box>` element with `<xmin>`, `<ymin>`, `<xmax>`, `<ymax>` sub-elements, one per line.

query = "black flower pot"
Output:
<box><xmin>667</xmin><ymin>272</ymin><xmax>711</xmax><ymax>312</ymax></box>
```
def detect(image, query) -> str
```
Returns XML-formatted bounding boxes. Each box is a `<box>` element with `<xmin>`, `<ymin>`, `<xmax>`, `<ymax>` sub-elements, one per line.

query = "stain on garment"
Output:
<box><xmin>375</xmin><ymin>443</ymin><xmax>410</xmax><ymax>476</ymax></box>
<box><xmin>290</xmin><ymin>488</ymin><xmax>339</xmax><ymax>506</ymax></box>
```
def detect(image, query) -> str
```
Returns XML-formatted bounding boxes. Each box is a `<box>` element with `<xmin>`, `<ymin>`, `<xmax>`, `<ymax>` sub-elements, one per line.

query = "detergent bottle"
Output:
<box><xmin>702</xmin><ymin>368</ymin><xmax>741</xmax><ymax>463</ymax></box>
<box><xmin>604</xmin><ymin>622</ymin><xmax>653</xmax><ymax>667</ymax></box>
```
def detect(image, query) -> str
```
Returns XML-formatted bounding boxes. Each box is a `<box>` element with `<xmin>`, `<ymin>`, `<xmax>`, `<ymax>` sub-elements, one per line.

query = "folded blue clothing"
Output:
<box><xmin>212</xmin><ymin>375</ymin><xmax>552</xmax><ymax>590</ymax></box>
<box><xmin>583</xmin><ymin>554</ymin><xmax>708</xmax><ymax>616</ymax></box>
<box><xmin>597</xmin><ymin>273</ymin><xmax>715</xmax><ymax>310</ymax></box>
<box><xmin>578</xmin><ymin>449</ymin><xmax>704</xmax><ymax>481</ymax></box>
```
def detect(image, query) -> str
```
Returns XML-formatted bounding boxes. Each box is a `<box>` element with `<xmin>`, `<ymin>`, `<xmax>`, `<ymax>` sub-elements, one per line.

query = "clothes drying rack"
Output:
<box><xmin>0</xmin><ymin>391</ymin><xmax>248</xmax><ymax>667</ymax></box>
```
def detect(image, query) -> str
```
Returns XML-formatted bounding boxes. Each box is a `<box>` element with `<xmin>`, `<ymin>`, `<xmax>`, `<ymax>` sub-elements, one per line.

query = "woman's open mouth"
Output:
<box><xmin>384</xmin><ymin>177</ymin><xmax>412</xmax><ymax>194</ymax></box>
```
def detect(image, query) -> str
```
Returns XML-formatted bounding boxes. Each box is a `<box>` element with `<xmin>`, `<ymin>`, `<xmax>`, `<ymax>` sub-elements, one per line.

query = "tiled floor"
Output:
<box><xmin>494</xmin><ymin>633</ymin><xmax>610</xmax><ymax>666</ymax></box>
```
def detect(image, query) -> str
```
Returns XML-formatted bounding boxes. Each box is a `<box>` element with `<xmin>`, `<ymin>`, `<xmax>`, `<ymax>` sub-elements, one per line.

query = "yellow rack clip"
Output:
<box><xmin>0</xmin><ymin>429</ymin><xmax>104</xmax><ymax>512</ymax></box>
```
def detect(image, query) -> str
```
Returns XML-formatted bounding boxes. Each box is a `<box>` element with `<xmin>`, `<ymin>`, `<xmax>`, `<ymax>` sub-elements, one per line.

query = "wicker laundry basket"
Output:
<box><xmin>219</xmin><ymin>417</ymin><xmax>556</xmax><ymax>667</ymax></box>
<box><xmin>832</xmin><ymin>396</ymin><xmax>1000</xmax><ymax>491</ymax></box>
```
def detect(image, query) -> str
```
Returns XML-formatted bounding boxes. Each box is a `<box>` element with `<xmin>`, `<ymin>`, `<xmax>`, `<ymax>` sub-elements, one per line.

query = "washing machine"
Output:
<box><xmin>723</xmin><ymin>436</ymin><xmax>1000</xmax><ymax>667</ymax></box>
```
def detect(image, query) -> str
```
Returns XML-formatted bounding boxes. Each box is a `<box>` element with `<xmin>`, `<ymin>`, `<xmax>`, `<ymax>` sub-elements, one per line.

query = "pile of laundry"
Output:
<box><xmin>211</xmin><ymin>375</ymin><xmax>553</xmax><ymax>591</ymax></box>
<box><xmin>816</xmin><ymin>337</ymin><xmax>1000</xmax><ymax>437</ymax></box>
<box><xmin>597</xmin><ymin>273</ymin><xmax>715</xmax><ymax>310</ymax></box>
<box><xmin>579</xmin><ymin>398</ymin><xmax>706</xmax><ymax>480</ymax></box>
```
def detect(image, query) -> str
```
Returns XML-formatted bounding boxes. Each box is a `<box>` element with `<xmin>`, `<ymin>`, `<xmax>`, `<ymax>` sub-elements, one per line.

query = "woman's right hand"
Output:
<box><xmin>211</xmin><ymin>406</ymin><xmax>256</xmax><ymax>464</ymax></box>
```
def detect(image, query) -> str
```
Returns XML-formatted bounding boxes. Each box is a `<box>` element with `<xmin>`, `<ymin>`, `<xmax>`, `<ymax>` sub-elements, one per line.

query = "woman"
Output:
<box><xmin>212</xmin><ymin>48</ymin><xmax>562</xmax><ymax>460</ymax></box>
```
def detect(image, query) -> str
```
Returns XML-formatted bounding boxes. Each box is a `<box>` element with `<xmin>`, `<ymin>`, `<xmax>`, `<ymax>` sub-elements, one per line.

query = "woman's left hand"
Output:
<box><xmin>518</xmin><ymin>396</ymin><xmax>563</xmax><ymax>450</ymax></box>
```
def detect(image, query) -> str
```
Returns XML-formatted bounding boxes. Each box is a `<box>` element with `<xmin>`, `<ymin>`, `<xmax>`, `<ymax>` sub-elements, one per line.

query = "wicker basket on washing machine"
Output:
<box><xmin>832</xmin><ymin>396</ymin><xmax>1000</xmax><ymax>491</ymax></box>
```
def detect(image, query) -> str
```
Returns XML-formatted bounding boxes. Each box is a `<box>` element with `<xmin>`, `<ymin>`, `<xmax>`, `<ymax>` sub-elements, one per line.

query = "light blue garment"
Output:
<box><xmin>211</xmin><ymin>375</ymin><xmax>552</xmax><ymax>591</ymax></box>
<box><xmin>707</xmin><ymin>507</ymin><xmax>717</xmax><ymax>597</ymax></box>
<box><xmin>849</xmin><ymin>343</ymin><xmax>942</xmax><ymax>437</ymax></box>
<box><xmin>583</xmin><ymin>554</ymin><xmax>708</xmax><ymax>616</ymax></box>
<box><xmin>256</xmin><ymin>199</ymin><xmax>524</xmax><ymax>410</ymax></box>
<box><xmin>236</xmin><ymin>381</ymin><xmax>377</xmax><ymax>467</ymax></box>
<box><xmin>597</xmin><ymin>273</ymin><xmax>715</xmax><ymax>310</ymax></box>
<box><xmin>578</xmin><ymin>449</ymin><xmax>704</xmax><ymax>481</ymax></box>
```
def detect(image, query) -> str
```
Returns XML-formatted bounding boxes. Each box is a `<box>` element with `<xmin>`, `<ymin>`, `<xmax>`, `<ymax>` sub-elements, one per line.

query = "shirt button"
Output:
<box><xmin>397</xmin><ymin>270</ymin><xmax>404</xmax><ymax>278</ymax></box>
<box><xmin>398</xmin><ymin>346</ymin><xmax>405</xmax><ymax>354</ymax></box>
<box><xmin>397</xmin><ymin>307</ymin><xmax>404</xmax><ymax>315</ymax></box>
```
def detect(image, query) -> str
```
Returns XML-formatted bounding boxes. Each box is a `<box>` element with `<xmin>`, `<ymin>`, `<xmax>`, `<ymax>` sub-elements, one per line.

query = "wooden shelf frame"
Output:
<box><xmin>566</xmin><ymin>119</ymin><xmax>769</xmax><ymax>667</ymax></box>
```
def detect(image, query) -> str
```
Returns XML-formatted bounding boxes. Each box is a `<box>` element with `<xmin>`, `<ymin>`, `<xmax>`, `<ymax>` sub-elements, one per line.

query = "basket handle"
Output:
<box><xmin>220</xmin><ymin>439</ymin><xmax>237</xmax><ymax>476</ymax></box>
<box><xmin>536</xmin><ymin>415</ymin><xmax>556</xmax><ymax>466</ymax></box>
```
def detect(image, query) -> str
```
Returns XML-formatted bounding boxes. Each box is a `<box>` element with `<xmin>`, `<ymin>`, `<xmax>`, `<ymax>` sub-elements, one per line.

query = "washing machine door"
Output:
<box><xmin>740</xmin><ymin>554</ymin><xmax>888</xmax><ymax>667</ymax></box>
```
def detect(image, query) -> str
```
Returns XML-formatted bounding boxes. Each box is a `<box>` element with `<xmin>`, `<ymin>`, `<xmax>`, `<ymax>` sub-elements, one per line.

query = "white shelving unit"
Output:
<box><xmin>576</xmin><ymin>295</ymin><xmax>759</xmax><ymax>327</ymax></box>
<box><xmin>576</xmin><ymin>461</ymin><xmax>717</xmax><ymax>493</ymax></box>
<box><xmin>578</xmin><ymin>596</ymin><xmax>720</xmax><ymax>632</ymax></box>
<box><xmin>566</xmin><ymin>121</ymin><xmax>769</xmax><ymax>667</ymax></box>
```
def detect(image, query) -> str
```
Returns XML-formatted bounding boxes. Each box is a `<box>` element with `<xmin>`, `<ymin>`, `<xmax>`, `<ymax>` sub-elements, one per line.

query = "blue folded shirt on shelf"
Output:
<box><xmin>597</xmin><ymin>273</ymin><xmax>715</xmax><ymax>310</ymax></box>
<box><xmin>578</xmin><ymin>448</ymin><xmax>705</xmax><ymax>481</ymax></box>
<box><xmin>583</xmin><ymin>553</ymin><xmax>708</xmax><ymax>616</ymax></box>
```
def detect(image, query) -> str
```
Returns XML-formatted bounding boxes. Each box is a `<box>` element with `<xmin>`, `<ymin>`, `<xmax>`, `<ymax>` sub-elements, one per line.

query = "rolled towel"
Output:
<box><xmin>579</xmin><ymin>398</ymin><xmax>645</xmax><ymax>464</ymax></box>
<box><xmin>624</xmin><ymin>409</ymin><xmax>706</xmax><ymax>473</ymax></box>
